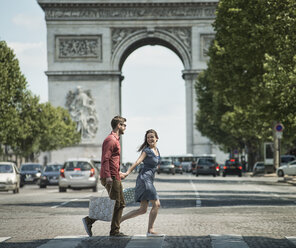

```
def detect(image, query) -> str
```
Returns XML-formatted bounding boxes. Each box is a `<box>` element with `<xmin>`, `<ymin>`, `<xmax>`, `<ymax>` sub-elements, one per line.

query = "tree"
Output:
<box><xmin>0</xmin><ymin>40</ymin><xmax>81</xmax><ymax>161</ymax></box>
<box><xmin>195</xmin><ymin>0</ymin><xmax>296</xmax><ymax>169</ymax></box>
<box><xmin>0</xmin><ymin>40</ymin><xmax>28</xmax><ymax>148</ymax></box>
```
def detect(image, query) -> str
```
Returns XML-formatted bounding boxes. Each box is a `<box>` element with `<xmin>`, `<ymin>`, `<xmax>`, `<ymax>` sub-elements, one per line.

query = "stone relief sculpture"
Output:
<box><xmin>66</xmin><ymin>86</ymin><xmax>98</xmax><ymax>140</ymax></box>
<box><xmin>111</xmin><ymin>28</ymin><xmax>144</xmax><ymax>53</ymax></box>
<box><xmin>200</xmin><ymin>34</ymin><xmax>215</xmax><ymax>60</ymax></box>
<box><xmin>45</xmin><ymin>5</ymin><xmax>216</xmax><ymax>21</ymax></box>
<box><xmin>57</xmin><ymin>36</ymin><xmax>102</xmax><ymax>60</ymax></box>
<box><xmin>158</xmin><ymin>27</ymin><xmax>192</xmax><ymax>55</ymax></box>
<box><xmin>111</xmin><ymin>27</ymin><xmax>191</xmax><ymax>56</ymax></box>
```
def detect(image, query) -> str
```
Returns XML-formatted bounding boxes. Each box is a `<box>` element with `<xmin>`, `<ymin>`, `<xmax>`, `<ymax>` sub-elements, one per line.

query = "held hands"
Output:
<box><xmin>119</xmin><ymin>171</ymin><xmax>128</xmax><ymax>179</ymax></box>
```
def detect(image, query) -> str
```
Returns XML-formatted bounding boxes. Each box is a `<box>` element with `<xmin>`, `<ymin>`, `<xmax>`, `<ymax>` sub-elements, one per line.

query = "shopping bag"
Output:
<box><xmin>123</xmin><ymin>187</ymin><xmax>136</xmax><ymax>205</ymax></box>
<box><xmin>88</xmin><ymin>189</ymin><xmax>115</xmax><ymax>221</ymax></box>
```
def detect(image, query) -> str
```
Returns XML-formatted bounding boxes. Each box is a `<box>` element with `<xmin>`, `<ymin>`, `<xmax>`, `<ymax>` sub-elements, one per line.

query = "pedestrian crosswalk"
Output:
<box><xmin>1</xmin><ymin>235</ymin><xmax>296</xmax><ymax>247</ymax></box>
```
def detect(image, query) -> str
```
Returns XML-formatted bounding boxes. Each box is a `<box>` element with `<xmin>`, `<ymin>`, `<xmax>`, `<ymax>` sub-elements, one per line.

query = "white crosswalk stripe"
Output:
<box><xmin>210</xmin><ymin>234</ymin><xmax>249</xmax><ymax>248</ymax></box>
<box><xmin>286</xmin><ymin>236</ymin><xmax>296</xmax><ymax>246</ymax></box>
<box><xmin>125</xmin><ymin>235</ymin><xmax>165</xmax><ymax>248</ymax></box>
<box><xmin>0</xmin><ymin>237</ymin><xmax>11</xmax><ymax>243</ymax></box>
<box><xmin>36</xmin><ymin>235</ymin><xmax>88</xmax><ymax>248</ymax></box>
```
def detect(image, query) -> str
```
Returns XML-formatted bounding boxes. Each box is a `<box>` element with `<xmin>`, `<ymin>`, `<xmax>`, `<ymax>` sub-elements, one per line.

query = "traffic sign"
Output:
<box><xmin>275</xmin><ymin>123</ymin><xmax>284</xmax><ymax>132</ymax></box>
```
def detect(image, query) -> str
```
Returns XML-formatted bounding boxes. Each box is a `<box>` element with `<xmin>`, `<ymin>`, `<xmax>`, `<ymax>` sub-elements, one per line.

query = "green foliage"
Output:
<box><xmin>0</xmin><ymin>40</ymin><xmax>81</xmax><ymax>160</ymax></box>
<box><xmin>0</xmin><ymin>40</ymin><xmax>28</xmax><ymax>145</ymax></box>
<box><xmin>195</xmin><ymin>0</ymin><xmax>296</xmax><ymax>164</ymax></box>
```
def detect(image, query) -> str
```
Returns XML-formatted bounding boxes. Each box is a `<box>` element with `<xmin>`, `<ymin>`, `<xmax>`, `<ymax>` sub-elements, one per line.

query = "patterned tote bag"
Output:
<box><xmin>123</xmin><ymin>187</ymin><xmax>136</xmax><ymax>205</ymax></box>
<box><xmin>88</xmin><ymin>189</ymin><xmax>115</xmax><ymax>221</ymax></box>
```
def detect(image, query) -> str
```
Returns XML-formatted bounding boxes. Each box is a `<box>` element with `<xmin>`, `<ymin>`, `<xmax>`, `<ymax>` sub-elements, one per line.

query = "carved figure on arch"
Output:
<box><xmin>66</xmin><ymin>86</ymin><xmax>98</xmax><ymax>141</ymax></box>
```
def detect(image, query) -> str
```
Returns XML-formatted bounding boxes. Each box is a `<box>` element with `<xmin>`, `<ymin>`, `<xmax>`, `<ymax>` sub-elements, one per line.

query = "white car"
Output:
<box><xmin>276</xmin><ymin>160</ymin><xmax>296</xmax><ymax>177</ymax></box>
<box><xmin>59</xmin><ymin>158</ymin><xmax>99</xmax><ymax>192</ymax></box>
<box><xmin>0</xmin><ymin>162</ymin><xmax>20</xmax><ymax>193</ymax></box>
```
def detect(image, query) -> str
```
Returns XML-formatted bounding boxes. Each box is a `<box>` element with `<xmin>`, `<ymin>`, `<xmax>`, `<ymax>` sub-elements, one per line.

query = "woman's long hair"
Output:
<box><xmin>137</xmin><ymin>129</ymin><xmax>159</xmax><ymax>152</ymax></box>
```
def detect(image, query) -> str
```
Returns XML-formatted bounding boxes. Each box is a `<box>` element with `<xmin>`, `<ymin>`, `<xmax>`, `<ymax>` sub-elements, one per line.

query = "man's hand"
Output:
<box><xmin>119</xmin><ymin>172</ymin><xmax>127</xmax><ymax>179</ymax></box>
<box><xmin>106</xmin><ymin>177</ymin><xmax>113</xmax><ymax>184</ymax></box>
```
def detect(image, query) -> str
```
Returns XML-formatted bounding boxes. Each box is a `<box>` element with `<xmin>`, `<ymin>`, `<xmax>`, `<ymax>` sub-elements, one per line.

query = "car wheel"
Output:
<box><xmin>238</xmin><ymin>173</ymin><xmax>242</xmax><ymax>177</ymax></box>
<box><xmin>277</xmin><ymin>170</ymin><xmax>284</xmax><ymax>177</ymax></box>
<box><xmin>40</xmin><ymin>185</ymin><xmax>47</xmax><ymax>188</ymax></box>
<box><xmin>196</xmin><ymin>173</ymin><xmax>198</xmax><ymax>177</ymax></box>
<box><xmin>223</xmin><ymin>173</ymin><xmax>226</xmax><ymax>177</ymax></box>
<box><xmin>59</xmin><ymin>186</ymin><xmax>67</xmax><ymax>192</ymax></box>
<box><xmin>93</xmin><ymin>185</ymin><xmax>98</xmax><ymax>192</ymax></box>
<box><xmin>213</xmin><ymin>174</ymin><xmax>216</xmax><ymax>177</ymax></box>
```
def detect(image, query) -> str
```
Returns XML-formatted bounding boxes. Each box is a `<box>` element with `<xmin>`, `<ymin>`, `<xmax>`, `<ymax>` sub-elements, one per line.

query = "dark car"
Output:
<box><xmin>39</xmin><ymin>163</ymin><xmax>62</xmax><ymax>188</ymax></box>
<box><xmin>20</xmin><ymin>163</ymin><xmax>43</xmax><ymax>187</ymax></box>
<box><xmin>223</xmin><ymin>159</ymin><xmax>242</xmax><ymax>177</ymax></box>
<box><xmin>91</xmin><ymin>159</ymin><xmax>101</xmax><ymax>172</ymax></box>
<box><xmin>195</xmin><ymin>157</ymin><xmax>216</xmax><ymax>177</ymax></box>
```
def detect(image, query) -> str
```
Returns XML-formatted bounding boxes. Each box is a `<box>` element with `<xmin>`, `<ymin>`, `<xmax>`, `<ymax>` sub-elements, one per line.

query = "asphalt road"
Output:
<box><xmin>0</xmin><ymin>173</ymin><xmax>296</xmax><ymax>248</ymax></box>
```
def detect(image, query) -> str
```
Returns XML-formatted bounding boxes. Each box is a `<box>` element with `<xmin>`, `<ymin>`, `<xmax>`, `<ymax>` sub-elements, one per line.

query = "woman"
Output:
<box><xmin>121</xmin><ymin>129</ymin><xmax>164</xmax><ymax>237</ymax></box>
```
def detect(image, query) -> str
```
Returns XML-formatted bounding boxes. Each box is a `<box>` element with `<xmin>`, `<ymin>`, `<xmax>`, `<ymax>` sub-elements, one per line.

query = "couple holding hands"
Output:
<box><xmin>83</xmin><ymin>116</ymin><xmax>163</xmax><ymax>237</ymax></box>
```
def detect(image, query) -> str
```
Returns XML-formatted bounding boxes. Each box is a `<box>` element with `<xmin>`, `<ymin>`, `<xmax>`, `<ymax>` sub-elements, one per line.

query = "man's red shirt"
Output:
<box><xmin>100</xmin><ymin>131</ymin><xmax>121</xmax><ymax>181</ymax></box>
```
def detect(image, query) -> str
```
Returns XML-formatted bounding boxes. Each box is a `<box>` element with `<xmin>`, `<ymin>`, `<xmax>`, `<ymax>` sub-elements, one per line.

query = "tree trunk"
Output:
<box><xmin>246</xmin><ymin>141</ymin><xmax>259</xmax><ymax>172</ymax></box>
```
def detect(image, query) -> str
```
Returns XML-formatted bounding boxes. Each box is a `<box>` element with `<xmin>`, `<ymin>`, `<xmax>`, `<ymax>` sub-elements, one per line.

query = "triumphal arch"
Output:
<box><xmin>38</xmin><ymin>0</ymin><xmax>222</xmax><ymax>163</ymax></box>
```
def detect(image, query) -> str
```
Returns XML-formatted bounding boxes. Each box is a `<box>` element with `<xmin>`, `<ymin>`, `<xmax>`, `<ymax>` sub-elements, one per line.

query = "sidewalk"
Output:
<box><xmin>246</xmin><ymin>171</ymin><xmax>296</xmax><ymax>186</ymax></box>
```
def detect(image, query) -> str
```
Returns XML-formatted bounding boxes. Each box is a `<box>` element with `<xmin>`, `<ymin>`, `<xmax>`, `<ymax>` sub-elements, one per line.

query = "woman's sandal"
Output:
<box><xmin>146</xmin><ymin>232</ymin><xmax>165</xmax><ymax>237</ymax></box>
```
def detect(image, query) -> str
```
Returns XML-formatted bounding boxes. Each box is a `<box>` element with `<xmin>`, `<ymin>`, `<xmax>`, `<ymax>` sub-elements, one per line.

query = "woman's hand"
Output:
<box><xmin>119</xmin><ymin>171</ymin><xmax>127</xmax><ymax>179</ymax></box>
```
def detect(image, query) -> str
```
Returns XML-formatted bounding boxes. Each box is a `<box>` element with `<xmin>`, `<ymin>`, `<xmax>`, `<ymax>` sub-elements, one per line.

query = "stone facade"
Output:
<box><xmin>38</xmin><ymin>0</ymin><xmax>228</xmax><ymax>164</ymax></box>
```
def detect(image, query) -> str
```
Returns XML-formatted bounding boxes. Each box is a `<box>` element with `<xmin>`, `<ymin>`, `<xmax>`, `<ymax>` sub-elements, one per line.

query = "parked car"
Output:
<box><xmin>181</xmin><ymin>161</ymin><xmax>191</xmax><ymax>173</ymax></box>
<box><xmin>0</xmin><ymin>162</ymin><xmax>20</xmax><ymax>193</ymax></box>
<box><xmin>195</xmin><ymin>157</ymin><xmax>217</xmax><ymax>177</ymax></box>
<box><xmin>173</xmin><ymin>161</ymin><xmax>183</xmax><ymax>174</ymax></box>
<box><xmin>59</xmin><ymin>158</ymin><xmax>99</xmax><ymax>192</ymax></box>
<box><xmin>39</xmin><ymin>163</ymin><xmax>62</xmax><ymax>188</ymax></box>
<box><xmin>276</xmin><ymin>160</ymin><xmax>296</xmax><ymax>177</ymax></box>
<box><xmin>253</xmin><ymin>162</ymin><xmax>265</xmax><ymax>175</ymax></box>
<box><xmin>20</xmin><ymin>163</ymin><xmax>42</xmax><ymax>187</ymax></box>
<box><xmin>157</xmin><ymin>160</ymin><xmax>175</xmax><ymax>175</ymax></box>
<box><xmin>280</xmin><ymin>155</ymin><xmax>296</xmax><ymax>166</ymax></box>
<box><xmin>222</xmin><ymin>159</ymin><xmax>242</xmax><ymax>177</ymax></box>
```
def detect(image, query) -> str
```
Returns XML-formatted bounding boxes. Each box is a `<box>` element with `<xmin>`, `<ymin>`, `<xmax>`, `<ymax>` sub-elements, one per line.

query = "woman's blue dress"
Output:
<box><xmin>135</xmin><ymin>147</ymin><xmax>160</xmax><ymax>202</ymax></box>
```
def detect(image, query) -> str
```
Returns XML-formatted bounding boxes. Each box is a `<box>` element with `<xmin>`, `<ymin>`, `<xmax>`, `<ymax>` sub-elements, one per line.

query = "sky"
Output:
<box><xmin>0</xmin><ymin>0</ymin><xmax>186</xmax><ymax>163</ymax></box>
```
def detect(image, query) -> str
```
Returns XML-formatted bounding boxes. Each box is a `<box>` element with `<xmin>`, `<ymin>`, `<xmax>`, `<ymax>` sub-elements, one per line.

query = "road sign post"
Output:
<box><xmin>274</xmin><ymin>123</ymin><xmax>284</xmax><ymax>170</ymax></box>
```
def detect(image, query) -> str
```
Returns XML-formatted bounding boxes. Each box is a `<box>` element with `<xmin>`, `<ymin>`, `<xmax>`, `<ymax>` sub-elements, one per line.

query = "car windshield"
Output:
<box><xmin>65</xmin><ymin>161</ymin><xmax>92</xmax><ymax>171</ymax></box>
<box><xmin>281</xmin><ymin>156</ymin><xmax>295</xmax><ymax>163</ymax></box>
<box><xmin>225</xmin><ymin>160</ymin><xmax>240</xmax><ymax>166</ymax></box>
<box><xmin>0</xmin><ymin>164</ymin><xmax>13</xmax><ymax>173</ymax></box>
<box><xmin>21</xmin><ymin>164</ymin><xmax>41</xmax><ymax>171</ymax></box>
<box><xmin>198</xmin><ymin>158</ymin><xmax>215</xmax><ymax>165</ymax></box>
<box><xmin>45</xmin><ymin>164</ymin><xmax>61</xmax><ymax>172</ymax></box>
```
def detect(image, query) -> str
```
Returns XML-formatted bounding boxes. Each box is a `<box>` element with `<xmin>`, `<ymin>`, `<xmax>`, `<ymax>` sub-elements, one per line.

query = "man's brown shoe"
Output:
<box><xmin>110</xmin><ymin>232</ymin><xmax>127</xmax><ymax>237</ymax></box>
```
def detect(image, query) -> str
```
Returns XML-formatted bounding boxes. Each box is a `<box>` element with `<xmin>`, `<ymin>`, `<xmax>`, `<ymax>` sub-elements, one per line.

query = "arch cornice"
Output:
<box><xmin>111</xmin><ymin>27</ymin><xmax>192</xmax><ymax>70</ymax></box>
<box><xmin>37</xmin><ymin>0</ymin><xmax>217</xmax><ymax>21</ymax></box>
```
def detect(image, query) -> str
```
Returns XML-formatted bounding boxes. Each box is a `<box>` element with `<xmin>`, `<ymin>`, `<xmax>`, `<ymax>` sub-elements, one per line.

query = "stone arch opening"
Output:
<box><xmin>120</xmin><ymin>45</ymin><xmax>186</xmax><ymax>161</ymax></box>
<box><xmin>111</xmin><ymin>29</ymin><xmax>191</xmax><ymax>71</ymax></box>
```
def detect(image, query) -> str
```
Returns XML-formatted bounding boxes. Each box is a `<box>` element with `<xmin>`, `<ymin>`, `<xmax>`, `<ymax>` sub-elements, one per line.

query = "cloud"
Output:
<box><xmin>12</xmin><ymin>14</ymin><xmax>43</xmax><ymax>31</ymax></box>
<box><xmin>8</xmin><ymin>41</ymin><xmax>46</xmax><ymax>68</ymax></box>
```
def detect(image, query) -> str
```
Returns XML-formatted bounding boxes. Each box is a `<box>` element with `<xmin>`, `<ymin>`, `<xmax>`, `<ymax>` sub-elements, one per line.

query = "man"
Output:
<box><xmin>82</xmin><ymin>116</ymin><xmax>127</xmax><ymax>237</ymax></box>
